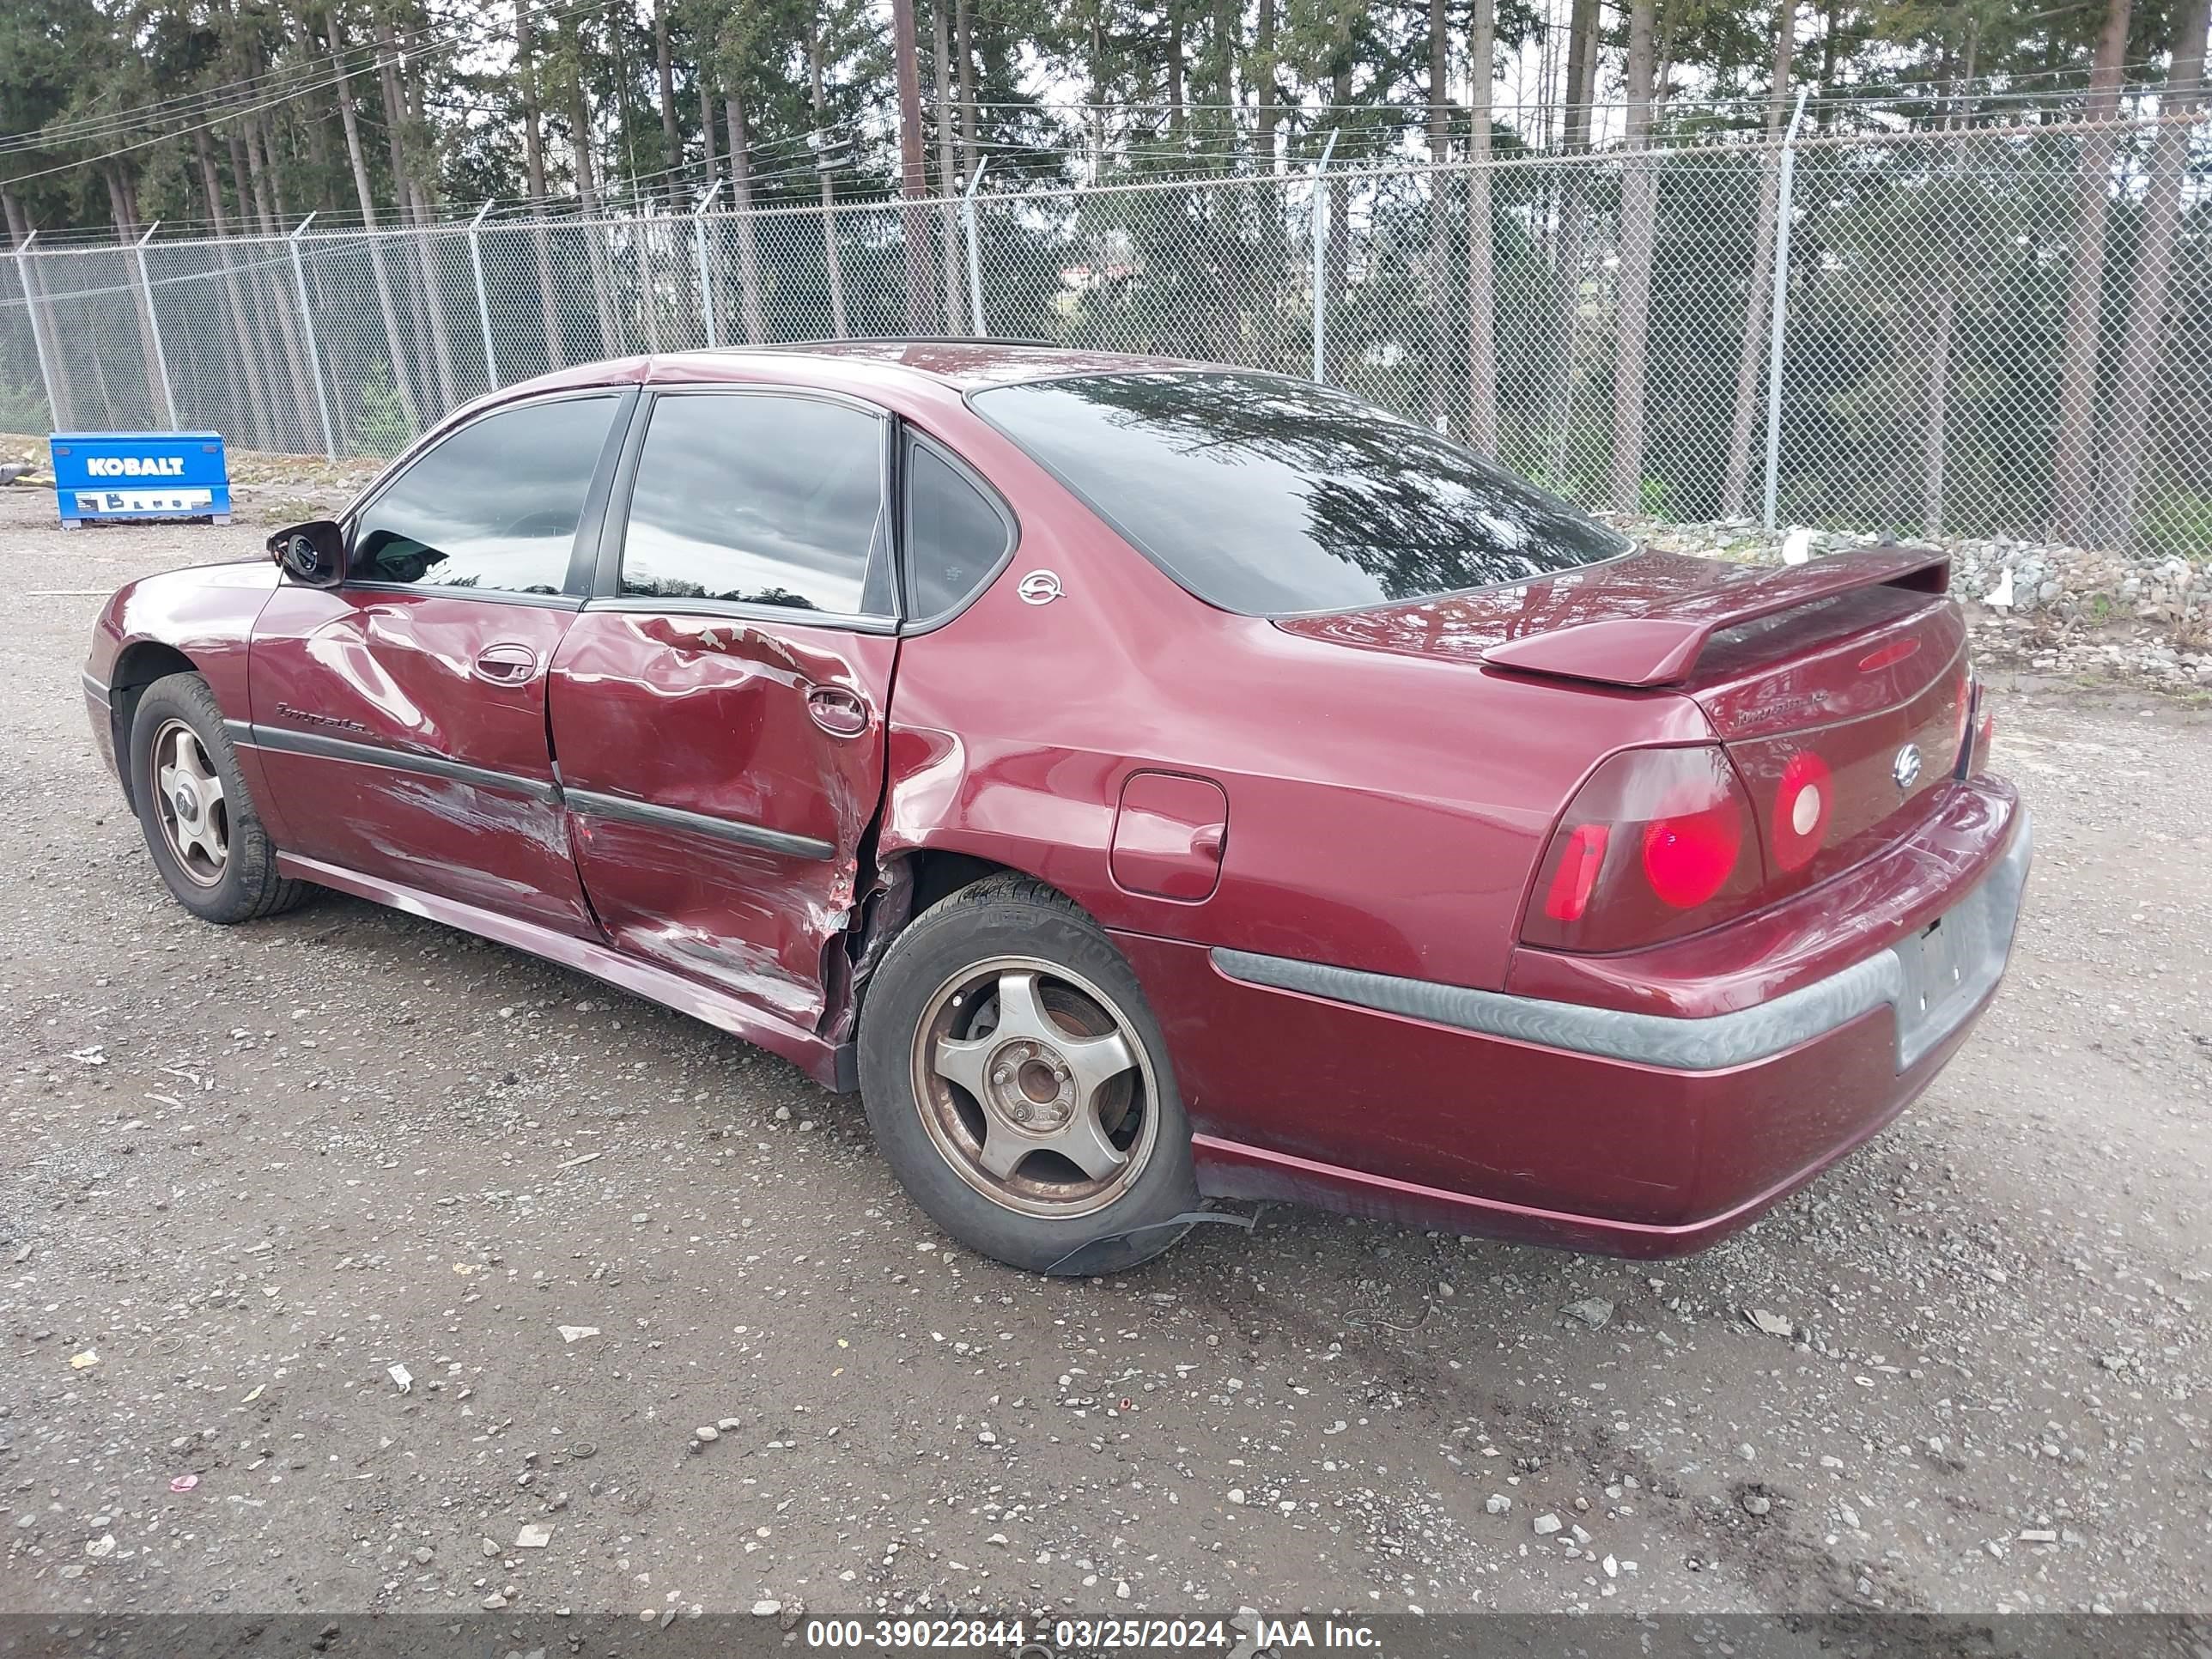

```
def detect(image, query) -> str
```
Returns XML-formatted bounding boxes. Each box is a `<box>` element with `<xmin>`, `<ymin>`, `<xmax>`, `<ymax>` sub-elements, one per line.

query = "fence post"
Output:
<box><xmin>693</xmin><ymin>182</ymin><xmax>720</xmax><ymax>349</ymax></box>
<box><xmin>469</xmin><ymin>201</ymin><xmax>501</xmax><ymax>391</ymax></box>
<box><xmin>1310</xmin><ymin>130</ymin><xmax>1340</xmax><ymax>383</ymax></box>
<box><xmin>10</xmin><ymin>231</ymin><xmax>63</xmax><ymax>431</ymax></box>
<box><xmin>134</xmin><ymin>222</ymin><xmax>178</xmax><ymax>428</ymax></box>
<box><xmin>288</xmin><ymin>213</ymin><xmax>338</xmax><ymax>462</ymax></box>
<box><xmin>963</xmin><ymin>159</ymin><xmax>990</xmax><ymax>337</ymax></box>
<box><xmin>1760</xmin><ymin>88</ymin><xmax>1810</xmax><ymax>532</ymax></box>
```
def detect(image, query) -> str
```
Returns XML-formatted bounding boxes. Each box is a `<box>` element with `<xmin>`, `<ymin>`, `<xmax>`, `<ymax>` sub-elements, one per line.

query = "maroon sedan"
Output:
<box><xmin>82</xmin><ymin>343</ymin><xmax>2029</xmax><ymax>1274</ymax></box>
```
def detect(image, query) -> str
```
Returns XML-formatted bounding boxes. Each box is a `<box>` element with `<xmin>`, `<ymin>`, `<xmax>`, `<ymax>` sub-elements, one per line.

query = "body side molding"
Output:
<box><xmin>1211</xmin><ymin>945</ymin><xmax>1899</xmax><ymax>1072</ymax></box>
<box><xmin>563</xmin><ymin>787</ymin><xmax>836</xmax><ymax>862</ymax></box>
<box><xmin>232</xmin><ymin>720</ymin><xmax>831</xmax><ymax>861</ymax></box>
<box><xmin>1209</xmin><ymin>810</ymin><xmax>2027</xmax><ymax>1075</ymax></box>
<box><xmin>232</xmin><ymin>720</ymin><xmax>562</xmax><ymax>805</ymax></box>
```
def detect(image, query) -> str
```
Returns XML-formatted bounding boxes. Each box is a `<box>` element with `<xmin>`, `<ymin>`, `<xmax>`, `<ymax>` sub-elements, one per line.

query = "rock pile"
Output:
<box><xmin>1613</xmin><ymin>516</ymin><xmax>2212</xmax><ymax>690</ymax></box>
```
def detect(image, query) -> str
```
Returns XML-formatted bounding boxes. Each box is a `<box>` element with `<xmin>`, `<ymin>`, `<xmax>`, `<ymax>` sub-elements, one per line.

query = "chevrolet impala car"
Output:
<box><xmin>82</xmin><ymin>343</ymin><xmax>2031</xmax><ymax>1274</ymax></box>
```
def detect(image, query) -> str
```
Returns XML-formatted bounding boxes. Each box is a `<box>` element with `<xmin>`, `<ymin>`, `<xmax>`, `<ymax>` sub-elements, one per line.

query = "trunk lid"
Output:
<box><xmin>1274</xmin><ymin>545</ymin><xmax>1970</xmax><ymax>896</ymax></box>
<box><xmin>1686</xmin><ymin>580</ymin><xmax>1967</xmax><ymax>894</ymax></box>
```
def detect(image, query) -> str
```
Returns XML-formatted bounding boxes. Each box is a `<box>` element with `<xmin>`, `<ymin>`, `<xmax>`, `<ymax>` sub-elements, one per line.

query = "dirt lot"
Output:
<box><xmin>2</xmin><ymin>477</ymin><xmax>2208</xmax><ymax>1626</ymax></box>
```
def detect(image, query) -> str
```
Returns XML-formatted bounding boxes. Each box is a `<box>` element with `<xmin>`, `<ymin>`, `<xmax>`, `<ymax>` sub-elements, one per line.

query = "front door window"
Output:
<box><xmin>352</xmin><ymin>394</ymin><xmax>618</xmax><ymax>594</ymax></box>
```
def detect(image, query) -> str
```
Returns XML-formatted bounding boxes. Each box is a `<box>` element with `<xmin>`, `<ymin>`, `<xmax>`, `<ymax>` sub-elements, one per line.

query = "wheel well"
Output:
<box><xmin>902</xmin><ymin>849</ymin><xmax>1020</xmax><ymax>917</ymax></box>
<box><xmin>107</xmin><ymin>642</ymin><xmax>200</xmax><ymax>808</ymax></box>
<box><xmin>829</xmin><ymin>849</ymin><xmax>1040</xmax><ymax>1047</ymax></box>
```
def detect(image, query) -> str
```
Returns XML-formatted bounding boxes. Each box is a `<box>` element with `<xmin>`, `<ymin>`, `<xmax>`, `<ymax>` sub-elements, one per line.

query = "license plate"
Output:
<box><xmin>1891</xmin><ymin>906</ymin><xmax>1982</xmax><ymax>1070</ymax></box>
<box><xmin>1889</xmin><ymin>815</ymin><xmax>2031</xmax><ymax>1071</ymax></box>
<box><xmin>1905</xmin><ymin>912</ymin><xmax>1972</xmax><ymax>1024</ymax></box>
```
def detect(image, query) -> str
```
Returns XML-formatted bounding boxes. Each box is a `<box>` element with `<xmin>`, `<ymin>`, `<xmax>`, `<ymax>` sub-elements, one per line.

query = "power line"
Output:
<box><xmin>1</xmin><ymin>0</ymin><xmax>613</xmax><ymax>165</ymax></box>
<box><xmin>18</xmin><ymin>93</ymin><xmax>2195</xmax><ymax>250</ymax></box>
<box><xmin>16</xmin><ymin>15</ymin><xmax>2204</xmax><ymax>235</ymax></box>
<box><xmin>4</xmin><ymin>0</ymin><xmax>603</xmax><ymax>154</ymax></box>
<box><xmin>15</xmin><ymin>37</ymin><xmax>406</xmax><ymax>153</ymax></box>
<box><xmin>10</xmin><ymin>0</ymin><xmax>2194</xmax><ymax>167</ymax></box>
<box><xmin>971</xmin><ymin>60</ymin><xmax>2196</xmax><ymax>121</ymax></box>
<box><xmin>1</xmin><ymin>64</ymin><xmax>372</xmax><ymax>185</ymax></box>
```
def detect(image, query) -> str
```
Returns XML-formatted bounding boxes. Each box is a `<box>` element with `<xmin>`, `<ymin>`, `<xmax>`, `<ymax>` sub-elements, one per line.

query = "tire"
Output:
<box><xmin>127</xmin><ymin>672</ymin><xmax>309</xmax><ymax>925</ymax></box>
<box><xmin>858</xmin><ymin>874</ymin><xmax>1200</xmax><ymax>1274</ymax></box>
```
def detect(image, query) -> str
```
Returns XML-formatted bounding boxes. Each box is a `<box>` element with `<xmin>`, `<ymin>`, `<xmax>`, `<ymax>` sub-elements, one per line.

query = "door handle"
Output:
<box><xmin>805</xmin><ymin>684</ymin><xmax>870</xmax><ymax>738</ymax></box>
<box><xmin>472</xmin><ymin>642</ymin><xmax>541</xmax><ymax>685</ymax></box>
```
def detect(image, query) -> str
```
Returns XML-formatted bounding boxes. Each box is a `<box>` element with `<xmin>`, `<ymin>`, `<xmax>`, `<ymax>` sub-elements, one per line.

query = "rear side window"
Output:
<box><xmin>619</xmin><ymin>392</ymin><xmax>886</xmax><ymax>615</ymax></box>
<box><xmin>969</xmin><ymin>372</ymin><xmax>1630</xmax><ymax>616</ymax></box>
<box><xmin>903</xmin><ymin>438</ymin><xmax>1012</xmax><ymax>621</ymax></box>
<box><xmin>352</xmin><ymin>394</ymin><xmax>617</xmax><ymax>593</ymax></box>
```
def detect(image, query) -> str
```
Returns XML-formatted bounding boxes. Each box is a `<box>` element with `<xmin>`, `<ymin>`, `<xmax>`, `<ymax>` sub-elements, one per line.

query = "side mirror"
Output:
<box><xmin>267</xmin><ymin>520</ymin><xmax>346</xmax><ymax>587</ymax></box>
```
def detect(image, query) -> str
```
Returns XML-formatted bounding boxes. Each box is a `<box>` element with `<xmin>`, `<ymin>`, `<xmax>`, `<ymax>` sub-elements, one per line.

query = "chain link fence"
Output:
<box><xmin>7</xmin><ymin>111</ymin><xmax>2209</xmax><ymax>557</ymax></box>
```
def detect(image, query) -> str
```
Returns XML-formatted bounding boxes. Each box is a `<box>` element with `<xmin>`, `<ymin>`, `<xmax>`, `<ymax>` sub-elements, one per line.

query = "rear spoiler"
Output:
<box><xmin>1480</xmin><ymin>547</ymin><xmax>1950</xmax><ymax>689</ymax></box>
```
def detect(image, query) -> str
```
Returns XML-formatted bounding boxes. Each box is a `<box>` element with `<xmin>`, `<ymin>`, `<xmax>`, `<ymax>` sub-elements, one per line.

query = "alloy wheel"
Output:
<box><xmin>150</xmin><ymin>719</ymin><xmax>228</xmax><ymax>888</ymax></box>
<box><xmin>910</xmin><ymin>954</ymin><xmax>1158</xmax><ymax>1218</ymax></box>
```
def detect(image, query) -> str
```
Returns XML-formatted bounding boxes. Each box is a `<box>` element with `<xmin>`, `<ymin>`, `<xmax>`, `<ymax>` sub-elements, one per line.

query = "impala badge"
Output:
<box><xmin>274</xmin><ymin>702</ymin><xmax>368</xmax><ymax>734</ymax></box>
<box><xmin>1892</xmin><ymin>743</ymin><xmax>1923</xmax><ymax>791</ymax></box>
<box><xmin>1017</xmin><ymin>569</ymin><xmax>1062</xmax><ymax>605</ymax></box>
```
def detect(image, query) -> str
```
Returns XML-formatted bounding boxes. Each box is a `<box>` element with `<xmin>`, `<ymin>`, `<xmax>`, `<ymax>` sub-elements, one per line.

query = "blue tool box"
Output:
<box><xmin>50</xmin><ymin>431</ymin><xmax>233</xmax><ymax>527</ymax></box>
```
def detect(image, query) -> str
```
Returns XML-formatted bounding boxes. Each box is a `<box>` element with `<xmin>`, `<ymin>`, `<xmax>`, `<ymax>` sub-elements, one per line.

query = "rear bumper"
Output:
<box><xmin>1121</xmin><ymin>782</ymin><xmax>2030</xmax><ymax>1256</ymax></box>
<box><xmin>1214</xmin><ymin>805</ymin><xmax>2030</xmax><ymax>1077</ymax></box>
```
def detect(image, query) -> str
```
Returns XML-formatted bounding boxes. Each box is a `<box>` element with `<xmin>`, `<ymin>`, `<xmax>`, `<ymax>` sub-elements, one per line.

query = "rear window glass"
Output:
<box><xmin>969</xmin><ymin>371</ymin><xmax>1629</xmax><ymax>616</ymax></box>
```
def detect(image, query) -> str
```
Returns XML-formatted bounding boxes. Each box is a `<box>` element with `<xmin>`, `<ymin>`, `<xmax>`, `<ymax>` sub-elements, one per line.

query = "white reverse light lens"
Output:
<box><xmin>1791</xmin><ymin>784</ymin><xmax>1822</xmax><ymax>836</ymax></box>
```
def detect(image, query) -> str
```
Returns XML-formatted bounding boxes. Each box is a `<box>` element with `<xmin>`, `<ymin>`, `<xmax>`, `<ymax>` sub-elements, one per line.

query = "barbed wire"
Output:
<box><xmin>11</xmin><ymin>100</ymin><xmax>2205</xmax><ymax>253</ymax></box>
<box><xmin>15</xmin><ymin>57</ymin><xmax>2209</xmax><ymax>246</ymax></box>
<box><xmin>11</xmin><ymin>0</ymin><xmax>2204</xmax><ymax>183</ymax></box>
<box><xmin>979</xmin><ymin>64</ymin><xmax>2197</xmax><ymax>118</ymax></box>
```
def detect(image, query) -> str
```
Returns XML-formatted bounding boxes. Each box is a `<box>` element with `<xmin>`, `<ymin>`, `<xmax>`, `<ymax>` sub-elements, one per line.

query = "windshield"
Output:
<box><xmin>969</xmin><ymin>370</ymin><xmax>1630</xmax><ymax>616</ymax></box>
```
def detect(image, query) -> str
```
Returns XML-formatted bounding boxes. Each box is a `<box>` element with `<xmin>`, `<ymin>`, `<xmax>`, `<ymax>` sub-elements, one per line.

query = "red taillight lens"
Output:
<box><xmin>1954</xmin><ymin>674</ymin><xmax>1987</xmax><ymax>778</ymax></box>
<box><xmin>1543</xmin><ymin>823</ymin><xmax>1611</xmax><ymax>921</ymax></box>
<box><xmin>1767</xmin><ymin>750</ymin><xmax>1833</xmax><ymax>872</ymax></box>
<box><xmin>1856</xmin><ymin>637</ymin><xmax>1921</xmax><ymax>673</ymax></box>
<box><xmin>1521</xmin><ymin>745</ymin><xmax>1765</xmax><ymax>952</ymax></box>
<box><xmin>1641</xmin><ymin>804</ymin><xmax>1743</xmax><ymax>908</ymax></box>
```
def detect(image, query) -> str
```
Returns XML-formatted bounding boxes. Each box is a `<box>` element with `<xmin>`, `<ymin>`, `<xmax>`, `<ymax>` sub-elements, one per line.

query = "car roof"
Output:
<box><xmin>648</xmin><ymin>339</ymin><xmax>1211</xmax><ymax>393</ymax></box>
<box><xmin>460</xmin><ymin>342</ymin><xmax>1232</xmax><ymax>437</ymax></box>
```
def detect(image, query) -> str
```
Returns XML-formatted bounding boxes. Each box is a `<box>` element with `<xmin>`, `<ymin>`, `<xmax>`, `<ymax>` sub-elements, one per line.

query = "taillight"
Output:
<box><xmin>1952</xmin><ymin>670</ymin><xmax>1973</xmax><ymax>772</ymax></box>
<box><xmin>1768</xmin><ymin>750</ymin><xmax>1832</xmax><ymax>872</ymax></box>
<box><xmin>1954</xmin><ymin>674</ymin><xmax>1988</xmax><ymax>778</ymax></box>
<box><xmin>1521</xmin><ymin>745</ymin><xmax>1766</xmax><ymax>952</ymax></box>
<box><xmin>1642</xmin><ymin>803</ymin><xmax>1742</xmax><ymax>908</ymax></box>
<box><xmin>1543</xmin><ymin>823</ymin><xmax>1610</xmax><ymax>921</ymax></box>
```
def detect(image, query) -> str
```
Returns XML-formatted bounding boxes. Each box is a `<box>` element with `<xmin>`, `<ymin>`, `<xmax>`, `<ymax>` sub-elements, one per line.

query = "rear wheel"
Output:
<box><xmin>127</xmin><ymin>673</ymin><xmax>308</xmax><ymax>924</ymax></box>
<box><xmin>858</xmin><ymin>875</ymin><xmax>1200</xmax><ymax>1273</ymax></box>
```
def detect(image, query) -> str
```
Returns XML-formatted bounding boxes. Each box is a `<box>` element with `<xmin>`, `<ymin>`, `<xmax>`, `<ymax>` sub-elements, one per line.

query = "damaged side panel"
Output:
<box><xmin>824</xmin><ymin>851</ymin><xmax>914</xmax><ymax>1047</ymax></box>
<box><xmin>546</xmin><ymin>609</ymin><xmax>897</xmax><ymax>1036</ymax></box>
<box><xmin>246</xmin><ymin>583</ymin><xmax>598</xmax><ymax>936</ymax></box>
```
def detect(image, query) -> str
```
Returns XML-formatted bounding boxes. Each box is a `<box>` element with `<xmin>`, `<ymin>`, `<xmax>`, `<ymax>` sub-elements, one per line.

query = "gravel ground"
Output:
<box><xmin>2</xmin><ymin>481</ymin><xmax>2208</xmax><ymax>1624</ymax></box>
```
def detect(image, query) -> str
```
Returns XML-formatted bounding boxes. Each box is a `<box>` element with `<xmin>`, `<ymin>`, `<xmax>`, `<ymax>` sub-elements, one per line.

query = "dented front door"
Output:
<box><xmin>244</xmin><ymin>389</ymin><xmax>627</xmax><ymax>937</ymax></box>
<box><xmin>545</xmin><ymin>611</ymin><xmax>896</xmax><ymax>1033</ymax></box>
<box><xmin>250</xmin><ymin>586</ymin><xmax>594</xmax><ymax>934</ymax></box>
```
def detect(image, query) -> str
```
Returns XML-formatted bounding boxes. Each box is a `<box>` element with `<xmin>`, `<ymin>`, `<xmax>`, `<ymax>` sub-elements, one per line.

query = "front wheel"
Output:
<box><xmin>126</xmin><ymin>672</ymin><xmax>308</xmax><ymax>925</ymax></box>
<box><xmin>857</xmin><ymin>875</ymin><xmax>1200</xmax><ymax>1274</ymax></box>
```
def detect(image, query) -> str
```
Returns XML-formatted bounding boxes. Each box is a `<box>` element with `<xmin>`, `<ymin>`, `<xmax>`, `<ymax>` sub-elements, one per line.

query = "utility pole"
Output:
<box><xmin>890</xmin><ymin>0</ymin><xmax>933</xmax><ymax>332</ymax></box>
